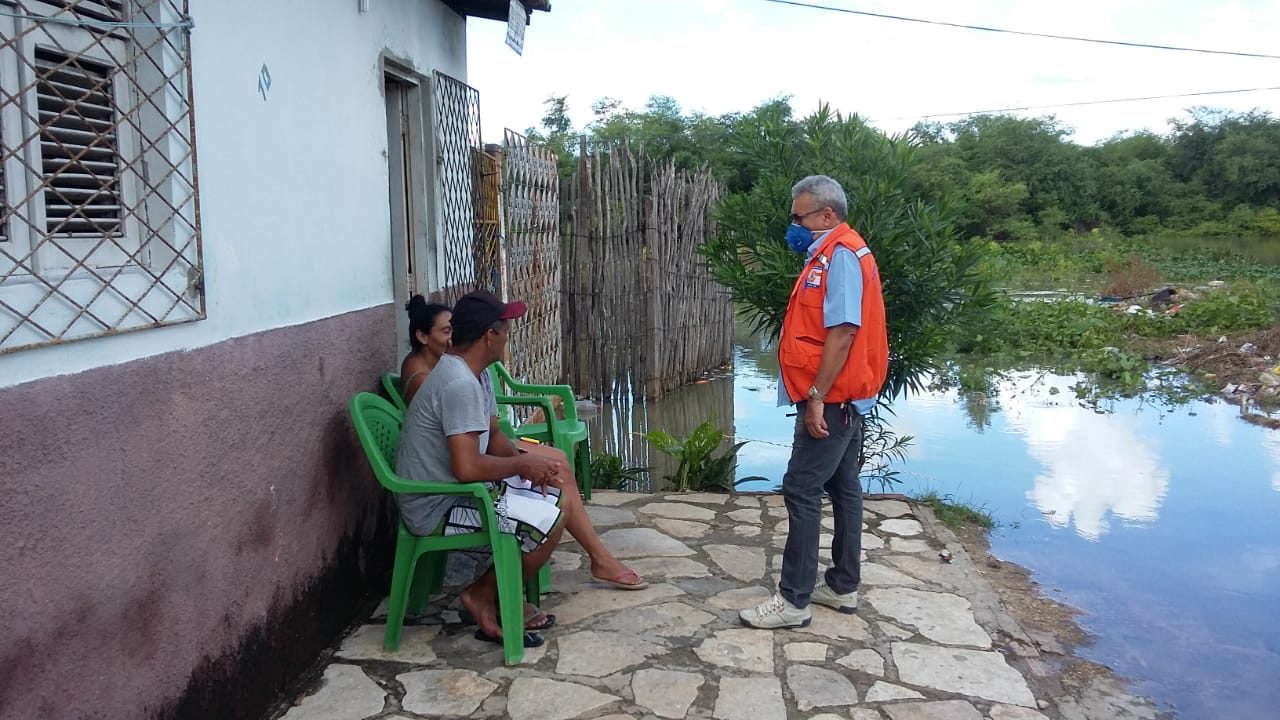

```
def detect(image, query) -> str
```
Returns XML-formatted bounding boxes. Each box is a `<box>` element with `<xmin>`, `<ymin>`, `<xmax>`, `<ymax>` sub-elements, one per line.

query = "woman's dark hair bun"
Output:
<box><xmin>405</xmin><ymin>294</ymin><xmax>427</xmax><ymax>313</ymax></box>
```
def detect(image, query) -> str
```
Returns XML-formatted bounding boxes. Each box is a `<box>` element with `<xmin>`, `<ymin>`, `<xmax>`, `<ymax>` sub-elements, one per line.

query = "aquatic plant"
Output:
<box><xmin>643</xmin><ymin>414</ymin><xmax>746</xmax><ymax>493</ymax></box>
<box><xmin>589</xmin><ymin>453</ymin><xmax>650</xmax><ymax>492</ymax></box>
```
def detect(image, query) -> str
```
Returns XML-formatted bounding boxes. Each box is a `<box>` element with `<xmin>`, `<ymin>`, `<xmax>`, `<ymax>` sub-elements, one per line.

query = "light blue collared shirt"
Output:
<box><xmin>777</xmin><ymin>229</ymin><xmax>877</xmax><ymax>415</ymax></box>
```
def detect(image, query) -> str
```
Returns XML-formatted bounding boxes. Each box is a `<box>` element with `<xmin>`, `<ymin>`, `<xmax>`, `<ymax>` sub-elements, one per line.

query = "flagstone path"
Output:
<box><xmin>273</xmin><ymin>492</ymin><xmax>1150</xmax><ymax>720</ymax></box>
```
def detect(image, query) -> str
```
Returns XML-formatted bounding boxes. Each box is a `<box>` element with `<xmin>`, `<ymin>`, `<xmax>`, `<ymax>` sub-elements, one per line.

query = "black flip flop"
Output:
<box><xmin>474</xmin><ymin>628</ymin><xmax>544</xmax><ymax>648</ymax></box>
<box><xmin>460</xmin><ymin>609</ymin><xmax>556</xmax><ymax>632</ymax></box>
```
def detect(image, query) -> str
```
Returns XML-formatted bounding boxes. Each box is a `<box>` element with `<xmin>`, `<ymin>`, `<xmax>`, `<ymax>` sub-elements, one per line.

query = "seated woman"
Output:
<box><xmin>399</xmin><ymin>294</ymin><xmax>647</xmax><ymax>597</ymax></box>
<box><xmin>401</xmin><ymin>296</ymin><xmax>453</xmax><ymax>404</ymax></box>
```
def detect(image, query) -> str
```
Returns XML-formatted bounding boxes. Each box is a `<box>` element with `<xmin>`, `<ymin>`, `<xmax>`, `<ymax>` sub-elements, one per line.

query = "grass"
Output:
<box><xmin>912</xmin><ymin>490</ymin><xmax>996</xmax><ymax>531</ymax></box>
<box><xmin>952</xmin><ymin>233</ymin><xmax>1280</xmax><ymax>406</ymax></box>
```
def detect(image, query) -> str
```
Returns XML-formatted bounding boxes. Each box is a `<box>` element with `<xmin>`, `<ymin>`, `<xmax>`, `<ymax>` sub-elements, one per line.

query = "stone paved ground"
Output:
<box><xmin>272</xmin><ymin>492</ymin><xmax>1156</xmax><ymax>720</ymax></box>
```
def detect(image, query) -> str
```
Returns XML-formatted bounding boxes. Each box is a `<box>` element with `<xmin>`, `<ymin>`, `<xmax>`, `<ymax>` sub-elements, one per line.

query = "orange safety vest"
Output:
<box><xmin>779</xmin><ymin>223</ymin><xmax>889</xmax><ymax>404</ymax></box>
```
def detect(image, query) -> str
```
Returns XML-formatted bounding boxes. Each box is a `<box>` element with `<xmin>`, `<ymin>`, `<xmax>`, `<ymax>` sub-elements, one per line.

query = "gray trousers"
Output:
<box><xmin>779</xmin><ymin>401</ymin><xmax>863</xmax><ymax>609</ymax></box>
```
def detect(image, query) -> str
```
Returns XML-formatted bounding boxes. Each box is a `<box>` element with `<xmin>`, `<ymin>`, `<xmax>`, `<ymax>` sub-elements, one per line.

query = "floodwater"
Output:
<box><xmin>586</xmin><ymin>327</ymin><xmax>1280</xmax><ymax>720</ymax></box>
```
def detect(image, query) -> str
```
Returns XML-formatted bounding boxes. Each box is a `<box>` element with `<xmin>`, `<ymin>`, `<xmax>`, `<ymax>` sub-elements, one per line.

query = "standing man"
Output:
<box><xmin>739</xmin><ymin>175</ymin><xmax>888</xmax><ymax>629</ymax></box>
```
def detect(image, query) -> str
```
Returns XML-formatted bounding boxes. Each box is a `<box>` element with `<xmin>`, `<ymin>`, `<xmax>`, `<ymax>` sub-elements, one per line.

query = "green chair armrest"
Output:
<box><xmin>492</xmin><ymin>362</ymin><xmax>579</xmax><ymax>423</ymax></box>
<box><xmin>492</xmin><ymin>394</ymin><xmax>557</xmax><ymax>443</ymax></box>
<box><xmin>379</xmin><ymin>477</ymin><xmax>494</xmax><ymax>503</ymax></box>
<box><xmin>493</xmin><ymin>393</ymin><xmax>557</xmax><ymax>415</ymax></box>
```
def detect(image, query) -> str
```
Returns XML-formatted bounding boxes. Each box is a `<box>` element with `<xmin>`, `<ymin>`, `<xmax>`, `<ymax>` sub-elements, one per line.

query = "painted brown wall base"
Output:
<box><xmin>0</xmin><ymin>305</ymin><xmax>398</xmax><ymax>719</ymax></box>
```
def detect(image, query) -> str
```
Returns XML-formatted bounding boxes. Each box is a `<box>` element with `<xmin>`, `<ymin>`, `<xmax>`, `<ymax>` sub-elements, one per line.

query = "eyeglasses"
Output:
<box><xmin>790</xmin><ymin>207</ymin><xmax>826</xmax><ymax>224</ymax></box>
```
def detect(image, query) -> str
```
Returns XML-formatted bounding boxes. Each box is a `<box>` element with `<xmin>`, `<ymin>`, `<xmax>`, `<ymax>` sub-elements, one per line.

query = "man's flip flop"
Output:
<box><xmin>474</xmin><ymin>628</ymin><xmax>544</xmax><ymax>648</ymax></box>
<box><xmin>591</xmin><ymin>570</ymin><xmax>649</xmax><ymax>590</ymax></box>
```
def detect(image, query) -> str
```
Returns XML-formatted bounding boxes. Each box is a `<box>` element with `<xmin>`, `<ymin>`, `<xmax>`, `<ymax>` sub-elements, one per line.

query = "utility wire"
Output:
<box><xmin>764</xmin><ymin>0</ymin><xmax>1280</xmax><ymax>60</ymax></box>
<box><xmin>873</xmin><ymin>85</ymin><xmax>1280</xmax><ymax>123</ymax></box>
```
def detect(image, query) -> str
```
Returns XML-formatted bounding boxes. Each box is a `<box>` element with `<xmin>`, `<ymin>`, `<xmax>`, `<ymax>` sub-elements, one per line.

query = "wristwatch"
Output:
<box><xmin>807</xmin><ymin>385</ymin><xmax>825</xmax><ymax>402</ymax></box>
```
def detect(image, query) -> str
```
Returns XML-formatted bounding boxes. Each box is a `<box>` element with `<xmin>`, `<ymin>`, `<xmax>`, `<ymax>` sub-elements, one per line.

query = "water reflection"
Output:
<box><xmin>1262</xmin><ymin>430</ymin><xmax>1280</xmax><ymax>493</ymax></box>
<box><xmin>892</xmin><ymin>373</ymin><xmax>1280</xmax><ymax>719</ymax></box>
<box><xmin>586</xmin><ymin>321</ymin><xmax>1280</xmax><ymax>719</ymax></box>
<box><xmin>588</xmin><ymin>367</ymin><xmax>734</xmax><ymax>492</ymax></box>
<box><xmin>998</xmin><ymin>376</ymin><xmax>1170</xmax><ymax>540</ymax></box>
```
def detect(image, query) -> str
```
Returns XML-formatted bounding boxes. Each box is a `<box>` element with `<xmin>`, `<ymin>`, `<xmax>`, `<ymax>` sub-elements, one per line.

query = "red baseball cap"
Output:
<box><xmin>451</xmin><ymin>289</ymin><xmax>527</xmax><ymax>342</ymax></box>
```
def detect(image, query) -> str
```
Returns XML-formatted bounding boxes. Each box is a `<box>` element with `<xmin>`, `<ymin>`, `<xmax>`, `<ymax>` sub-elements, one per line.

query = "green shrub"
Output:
<box><xmin>1174</xmin><ymin>285</ymin><xmax>1277</xmax><ymax>333</ymax></box>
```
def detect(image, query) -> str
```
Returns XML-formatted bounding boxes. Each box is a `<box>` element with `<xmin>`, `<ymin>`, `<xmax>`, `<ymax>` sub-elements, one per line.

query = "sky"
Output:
<box><xmin>465</xmin><ymin>0</ymin><xmax>1280</xmax><ymax>145</ymax></box>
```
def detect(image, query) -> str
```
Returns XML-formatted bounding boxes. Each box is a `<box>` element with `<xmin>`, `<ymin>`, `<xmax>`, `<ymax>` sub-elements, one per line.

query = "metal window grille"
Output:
<box><xmin>0</xmin><ymin>0</ymin><xmax>202</xmax><ymax>354</ymax></box>
<box><xmin>41</xmin><ymin>0</ymin><xmax>124</xmax><ymax>23</ymax></box>
<box><xmin>431</xmin><ymin>70</ymin><xmax>481</xmax><ymax>301</ymax></box>
<box><xmin>502</xmin><ymin>128</ymin><xmax>560</xmax><ymax>385</ymax></box>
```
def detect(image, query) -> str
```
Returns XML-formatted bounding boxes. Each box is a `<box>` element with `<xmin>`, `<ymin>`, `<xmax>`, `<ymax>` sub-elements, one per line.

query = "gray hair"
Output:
<box><xmin>792</xmin><ymin>175</ymin><xmax>848</xmax><ymax>221</ymax></box>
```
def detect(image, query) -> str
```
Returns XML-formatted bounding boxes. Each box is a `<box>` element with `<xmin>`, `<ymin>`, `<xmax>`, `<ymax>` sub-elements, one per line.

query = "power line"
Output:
<box><xmin>763</xmin><ymin>0</ymin><xmax>1280</xmax><ymax>60</ymax></box>
<box><xmin>873</xmin><ymin>85</ymin><xmax>1280</xmax><ymax>123</ymax></box>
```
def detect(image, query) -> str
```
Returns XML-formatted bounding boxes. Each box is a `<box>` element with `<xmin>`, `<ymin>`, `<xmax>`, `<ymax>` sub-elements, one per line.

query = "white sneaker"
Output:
<box><xmin>738</xmin><ymin>592</ymin><xmax>812</xmax><ymax>629</ymax></box>
<box><xmin>811</xmin><ymin>582</ymin><xmax>858</xmax><ymax>614</ymax></box>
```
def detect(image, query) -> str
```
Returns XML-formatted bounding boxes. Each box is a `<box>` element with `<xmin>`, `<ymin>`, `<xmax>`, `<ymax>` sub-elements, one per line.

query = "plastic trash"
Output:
<box><xmin>1241</xmin><ymin>343</ymin><xmax>1258</xmax><ymax>353</ymax></box>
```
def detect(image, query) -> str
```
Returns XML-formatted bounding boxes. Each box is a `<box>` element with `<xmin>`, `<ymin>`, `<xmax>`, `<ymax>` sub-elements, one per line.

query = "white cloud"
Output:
<box><xmin>970</xmin><ymin>372</ymin><xmax>1169</xmax><ymax>539</ymax></box>
<box><xmin>1261</xmin><ymin>428</ymin><xmax>1280</xmax><ymax>493</ymax></box>
<box><xmin>1205</xmin><ymin>398</ymin><xmax>1238</xmax><ymax>448</ymax></box>
<box><xmin>1013</xmin><ymin>400</ymin><xmax>1169</xmax><ymax>539</ymax></box>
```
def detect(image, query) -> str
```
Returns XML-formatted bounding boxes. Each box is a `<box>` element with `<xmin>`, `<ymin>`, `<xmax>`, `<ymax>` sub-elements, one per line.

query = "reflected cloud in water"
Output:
<box><xmin>1206</xmin><ymin>398</ymin><xmax>1239</xmax><ymax>448</ymax></box>
<box><xmin>1001</xmin><ymin>374</ymin><xmax>1170</xmax><ymax>540</ymax></box>
<box><xmin>1262</xmin><ymin>429</ymin><xmax>1280</xmax><ymax>493</ymax></box>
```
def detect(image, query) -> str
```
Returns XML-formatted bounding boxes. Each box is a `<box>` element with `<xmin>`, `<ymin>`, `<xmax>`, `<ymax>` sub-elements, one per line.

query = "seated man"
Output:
<box><xmin>394</xmin><ymin>289</ymin><xmax>602</xmax><ymax>645</ymax></box>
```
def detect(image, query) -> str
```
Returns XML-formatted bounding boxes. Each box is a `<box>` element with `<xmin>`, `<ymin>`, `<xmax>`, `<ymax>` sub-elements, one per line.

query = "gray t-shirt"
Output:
<box><xmin>394</xmin><ymin>354</ymin><xmax>498</xmax><ymax>535</ymax></box>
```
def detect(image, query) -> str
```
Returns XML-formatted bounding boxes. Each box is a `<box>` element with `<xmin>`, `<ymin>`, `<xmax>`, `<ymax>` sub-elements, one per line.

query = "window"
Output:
<box><xmin>0</xmin><ymin>0</ymin><xmax>202</xmax><ymax>354</ymax></box>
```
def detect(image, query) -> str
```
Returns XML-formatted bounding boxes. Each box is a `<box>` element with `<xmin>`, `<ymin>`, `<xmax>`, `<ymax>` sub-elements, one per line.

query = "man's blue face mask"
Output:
<box><xmin>785</xmin><ymin>223</ymin><xmax>814</xmax><ymax>253</ymax></box>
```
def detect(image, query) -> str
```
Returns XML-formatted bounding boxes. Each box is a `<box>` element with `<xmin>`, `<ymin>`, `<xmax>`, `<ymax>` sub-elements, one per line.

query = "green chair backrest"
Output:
<box><xmin>349</xmin><ymin>392</ymin><xmax>412</xmax><ymax>494</ymax></box>
<box><xmin>381</xmin><ymin>372</ymin><xmax>407</xmax><ymax>413</ymax></box>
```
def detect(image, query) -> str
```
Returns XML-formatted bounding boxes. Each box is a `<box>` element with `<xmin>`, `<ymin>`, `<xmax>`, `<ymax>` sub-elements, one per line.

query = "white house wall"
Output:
<box><xmin>0</xmin><ymin>2</ymin><xmax>476</xmax><ymax>718</ymax></box>
<box><xmin>0</xmin><ymin>0</ymin><xmax>466</xmax><ymax>389</ymax></box>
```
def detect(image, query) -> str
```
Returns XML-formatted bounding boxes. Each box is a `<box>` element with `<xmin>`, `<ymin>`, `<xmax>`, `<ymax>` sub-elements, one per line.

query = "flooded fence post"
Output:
<box><xmin>555</xmin><ymin>138</ymin><xmax>735</xmax><ymax>483</ymax></box>
<box><xmin>644</xmin><ymin>193</ymin><xmax>662</xmax><ymax>400</ymax></box>
<box><xmin>560</xmin><ymin>140</ymin><xmax>731</xmax><ymax>402</ymax></box>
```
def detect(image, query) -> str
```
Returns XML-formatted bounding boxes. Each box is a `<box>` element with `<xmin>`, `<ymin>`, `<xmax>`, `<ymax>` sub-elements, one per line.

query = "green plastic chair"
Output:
<box><xmin>381</xmin><ymin>372</ymin><xmax>407</xmax><ymax>412</ymax></box>
<box><xmin>489</xmin><ymin>362</ymin><xmax>593</xmax><ymax>500</ymax></box>
<box><xmin>348</xmin><ymin>392</ymin><xmax>545</xmax><ymax>665</ymax></box>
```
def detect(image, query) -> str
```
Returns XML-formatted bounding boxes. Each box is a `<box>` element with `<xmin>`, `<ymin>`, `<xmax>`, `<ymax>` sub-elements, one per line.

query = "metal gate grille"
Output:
<box><xmin>472</xmin><ymin>147</ymin><xmax>500</xmax><ymax>294</ymax></box>
<box><xmin>502</xmin><ymin>128</ymin><xmax>560</xmax><ymax>385</ymax></box>
<box><xmin>431</xmin><ymin>70</ymin><xmax>481</xmax><ymax>302</ymax></box>
<box><xmin>0</xmin><ymin>1</ymin><xmax>202</xmax><ymax>354</ymax></box>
